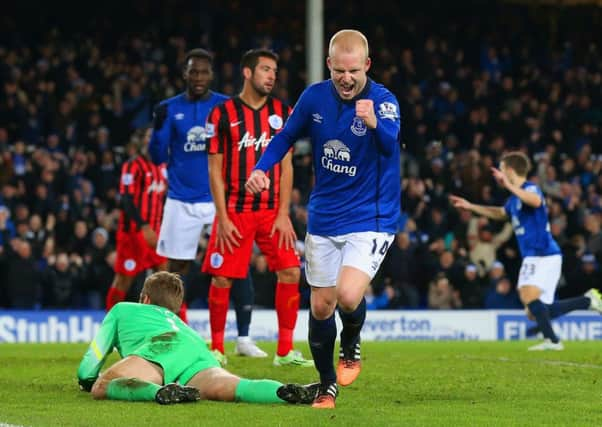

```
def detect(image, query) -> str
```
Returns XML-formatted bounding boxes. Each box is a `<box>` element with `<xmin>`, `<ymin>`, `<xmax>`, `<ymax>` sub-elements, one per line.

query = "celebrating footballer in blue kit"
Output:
<box><xmin>450</xmin><ymin>151</ymin><xmax>602</xmax><ymax>351</ymax></box>
<box><xmin>246</xmin><ymin>29</ymin><xmax>401</xmax><ymax>408</ymax></box>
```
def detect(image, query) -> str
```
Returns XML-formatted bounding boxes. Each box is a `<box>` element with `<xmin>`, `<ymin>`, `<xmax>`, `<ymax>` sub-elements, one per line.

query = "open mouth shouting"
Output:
<box><xmin>339</xmin><ymin>81</ymin><xmax>355</xmax><ymax>98</ymax></box>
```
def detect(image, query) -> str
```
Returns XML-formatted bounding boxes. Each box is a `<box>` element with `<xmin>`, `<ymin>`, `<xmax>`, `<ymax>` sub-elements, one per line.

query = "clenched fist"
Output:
<box><xmin>355</xmin><ymin>99</ymin><xmax>377</xmax><ymax>129</ymax></box>
<box><xmin>245</xmin><ymin>170</ymin><xmax>271</xmax><ymax>194</ymax></box>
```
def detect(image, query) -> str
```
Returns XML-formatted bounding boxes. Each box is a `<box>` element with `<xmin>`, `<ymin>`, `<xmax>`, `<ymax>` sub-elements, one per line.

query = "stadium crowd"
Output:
<box><xmin>0</xmin><ymin>1</ymin><xmax>601</xmax><ymax>310</ymax></box>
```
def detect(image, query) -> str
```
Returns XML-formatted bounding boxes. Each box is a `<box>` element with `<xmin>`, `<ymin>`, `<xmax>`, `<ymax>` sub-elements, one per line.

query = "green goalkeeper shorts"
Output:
<box><xmin>131</xmin><ymin>331</ymin><xmax>220</xmax><ymax>385</ymax></box>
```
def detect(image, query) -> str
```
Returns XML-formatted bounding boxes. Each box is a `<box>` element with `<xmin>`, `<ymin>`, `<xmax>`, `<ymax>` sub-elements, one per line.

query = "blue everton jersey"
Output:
<box><xmin>504</xmin><ymin>182</ymin><xmax>561</xmax><ymax>258</ymax></box>
<box><xmin>149</xmin><ymin>92</ymin><xmax>228</xmax><ymax>203</ymax></box>
<box><xmin>255</xmin><ymin>79</ymin><xmax>402</xmax><ymax>236</ymax></box>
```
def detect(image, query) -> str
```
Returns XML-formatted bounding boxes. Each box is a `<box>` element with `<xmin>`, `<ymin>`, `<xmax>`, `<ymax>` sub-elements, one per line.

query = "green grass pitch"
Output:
<box><xmin>1</xmin><ymin>341</ymin><xmax>602</xmax><ymax>426</ymax></box>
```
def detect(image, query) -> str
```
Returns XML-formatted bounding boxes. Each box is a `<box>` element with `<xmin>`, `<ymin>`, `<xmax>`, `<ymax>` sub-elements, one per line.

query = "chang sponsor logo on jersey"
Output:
<box><xmin>184</xmin><ymin>126</ymin><xmax>209</xmax><ymax>152</ymax></box>
<box><xmin>237</xmin><ymin>131</ymin><xmax>273</xmax><ymax>151</ymax></box>
<box><xmin>321</xmin><ymin>139</ymin><xmax>356</xmax><ymax>177</ymax></box>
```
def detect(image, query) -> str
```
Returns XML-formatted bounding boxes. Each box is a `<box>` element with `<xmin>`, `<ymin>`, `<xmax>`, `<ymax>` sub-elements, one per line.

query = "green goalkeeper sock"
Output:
<box><xmin>234</xmin><ymin>378</ymin><xmax>285</xmax><ymax>404</ymax></box>
<box><xmin>106</xmin><ymin>378</ymin><xmax>161</xmax><ymax>401</ymax></box>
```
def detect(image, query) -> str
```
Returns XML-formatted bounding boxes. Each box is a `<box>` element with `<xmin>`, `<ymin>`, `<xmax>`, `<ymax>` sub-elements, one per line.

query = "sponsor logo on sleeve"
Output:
<box><xmin>378</xmin><ymin>102</ymin><xmax>398</xmax><ymax>120</ymax></box>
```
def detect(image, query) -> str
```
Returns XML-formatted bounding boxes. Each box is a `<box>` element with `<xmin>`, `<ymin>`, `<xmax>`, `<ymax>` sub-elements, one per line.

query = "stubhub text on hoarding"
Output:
<box><xmin>1</xmin><ymin>310</ymin><xmax>601</xmax><ymax>343</ymax></box>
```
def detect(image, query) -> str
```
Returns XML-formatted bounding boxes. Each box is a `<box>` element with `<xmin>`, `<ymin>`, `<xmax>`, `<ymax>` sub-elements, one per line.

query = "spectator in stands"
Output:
<box><xmin>0</xmin><ymin>238</ymin><xmax>42</xmax><ymax>308</ymax></box>
<box><xmin>84</xmin><ymin>227</ymin><xmax>113</xmax><ymax>309</ymax></box>
<box><xmin>584</xmin><ymin>212</ymin><xmax>602</xmax><ymax>264</ymax></box>
<box><xmin>428</xmin><ymin>273</ymin><xmax>462</xmax><ymax>309</ymax></box>
<box><xmin>561</xmin><ymin>254</ymin><xmax>601</xmax><ymax>298</ymax></box>
<box><xmin>467</xmin><ymin>217</ymin><xmax>513</xmax><ymax>277</ymax></box>
<box><xmin>382</xmin><ymin>232</ymin><xmax>420</xmax><ymax>308</ymax></box>
<box><xmin>455</xmin><ymin>264</ymin><xmax>484</xmax><ymax>308</ymax></box>
<box><xmin>484</xmin><ymin>277</ymin><xmax>522</xmax><ymax>309</ymax></box>
<box><xmin>44</xmin><ymin>252</ymin><xmax>83</xmax><ymax>308</ymax></box>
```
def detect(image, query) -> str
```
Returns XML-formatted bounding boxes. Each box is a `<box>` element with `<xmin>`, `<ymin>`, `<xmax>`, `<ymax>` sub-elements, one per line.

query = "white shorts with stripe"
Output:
<box><xmin>517</xmin><ymin>254</ymin><xmax>562</xmax><ymax>304</ymax></box>
<box><xmin>304</xmin><ymin>231</ymin><xmax>394</xmax><ymax>288</ymax></box>
<box><xmin>156</xmin><ymin>197</ymin><xmax>215</xmax><ymax>260</ymax></box>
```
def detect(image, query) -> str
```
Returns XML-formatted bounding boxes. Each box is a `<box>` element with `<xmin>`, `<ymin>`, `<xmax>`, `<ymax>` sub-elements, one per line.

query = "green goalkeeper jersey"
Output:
<box><xmin>77</xmin><ymin>302</ymin><xmax>215</xmax><ymax>389</ymax></box>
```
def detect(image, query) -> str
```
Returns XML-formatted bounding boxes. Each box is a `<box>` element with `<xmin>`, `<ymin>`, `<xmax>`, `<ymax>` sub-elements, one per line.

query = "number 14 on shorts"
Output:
<box><xmin>371</xmin><ymin>238</ymin><xmax>389</xmax><ymax>256</ymax></box>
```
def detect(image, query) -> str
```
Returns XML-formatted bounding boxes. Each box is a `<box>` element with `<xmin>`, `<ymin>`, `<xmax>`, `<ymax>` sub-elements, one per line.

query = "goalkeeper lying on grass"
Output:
<box><xmin>77</xmin><ymin>271</ymin><xmax>317</xmax><ymax>405</ymax></box>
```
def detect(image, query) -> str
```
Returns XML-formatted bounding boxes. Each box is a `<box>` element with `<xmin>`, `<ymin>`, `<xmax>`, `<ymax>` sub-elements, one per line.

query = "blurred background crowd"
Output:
<box><xmin>1</xmin><ymin>0</ymin><xmax>601</xmax><ymax>310</ymax></box>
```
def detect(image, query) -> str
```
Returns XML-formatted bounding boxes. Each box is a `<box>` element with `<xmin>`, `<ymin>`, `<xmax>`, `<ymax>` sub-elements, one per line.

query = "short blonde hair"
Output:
<box><xmin>140</xmin><ymin>271</ymin><xmax>184</xmax><ymax>314</ymax></box>
<box><xmin>328</xmin><ymin>29</ymin><xmax>369</xmax><ymax>60</ymax></box>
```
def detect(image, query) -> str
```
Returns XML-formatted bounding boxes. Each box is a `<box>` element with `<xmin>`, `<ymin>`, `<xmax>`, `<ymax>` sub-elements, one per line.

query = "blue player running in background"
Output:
<box><xmin>450</xmin><ymin>151</ymin><xmax>602</xmax><ymax>351</ymax></box>
<box><xmin>149</xmin><ymin>49</ymin><xmax>264</xmax><ymax>357</ymax></box>
<box><xmin>246</xmin><ymin>30</ymin><xmax>401</xmax><ymax>408</ymax></box>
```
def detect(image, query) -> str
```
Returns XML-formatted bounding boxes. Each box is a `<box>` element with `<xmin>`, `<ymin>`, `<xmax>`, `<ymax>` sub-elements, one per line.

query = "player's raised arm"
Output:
<box><xmin>491</xmin><ymin>166</ymin><xmax>542</xmax><ymax>208</ymax></box>
<box><xmin>148</xmin><ymin>103</ymin><xmax>170</xmax><ymax>164</ymax></box>
<box><xmin>76</xmin><ymin>308</ymin><xmax>118</xmax><ymax>392</ymax></box>
<box><xmin>449</xmin><ymin>195</ymin><xmax>507</xmax><ymax>221</ymax></box>
<box><xmin>360</xmin><ymin>94</ymin><xmax>400</xmax><ymax>157</ymax></box>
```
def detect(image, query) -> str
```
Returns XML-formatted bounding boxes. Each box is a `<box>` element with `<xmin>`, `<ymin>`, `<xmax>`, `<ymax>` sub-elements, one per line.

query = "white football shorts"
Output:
<box><xmin>156</xmin><ymin>197</ymin><xmax>215</xmax><ymax>260</ymax></box>
<box><xmin>304</xmin><ymin>231</ymin><xmax>394</xmax><ymax>287</ymax></box>
<box><xmin>517</xmin><ymin>254</ymin><xmax>562</xmax><ymax>304</ymax></box>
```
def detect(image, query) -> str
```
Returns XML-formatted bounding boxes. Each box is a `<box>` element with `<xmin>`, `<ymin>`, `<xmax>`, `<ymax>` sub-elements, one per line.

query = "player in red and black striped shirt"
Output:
<box><xmin>202</xmin><ymin>49</ymin><xmax>312</xmax><ymax>367</ymax></box>
<box><xmin>106</xmin><ymin>128</ymin><xmax>168</xmax><ymax>310</ymax></box>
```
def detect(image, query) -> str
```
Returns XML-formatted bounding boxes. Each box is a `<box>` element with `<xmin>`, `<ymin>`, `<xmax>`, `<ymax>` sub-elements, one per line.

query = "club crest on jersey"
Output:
<box><xmin>124</xmin><ymin>259</ymin><xmax>136</xmax><ymax>271</ymax></box>
<box><xmin>185</xmin><ymin>126</ymin><xmax>208</xmax><ymax>152</ymax></box>
<box><xmin>121</xmin><ymin>173</ymin><xmax>133</xmax><ymax>186</ymax></box>
<box><xmin>321</xmin><ymin>139</ymin><xmax>356</xmax><ymax>177</ymax></box>
<box><xmin>378</xmin><ymin>102</ymin><xmax>398</xmax><ymax>120</ymax></box>
<box><xmin>268</xmin><ymin>114</ymin><xmax>283</xmax><ymax>130</ymax></box>
<box><xmin>350</xmin><ymin>117</ymin><xmax>367</xmax><ymax>136</ymax></box>
<box><xmin>210</xmin><ymin>252</ymin><xmax>224</xmax><ymax>268</ymax></box>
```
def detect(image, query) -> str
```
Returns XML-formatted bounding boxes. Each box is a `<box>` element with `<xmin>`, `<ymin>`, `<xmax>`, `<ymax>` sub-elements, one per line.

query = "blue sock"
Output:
<box><xmin>338</xmin><ymin>298</ymin><xmax>366</xmax><ymax>349</ymax></box>
<box><xmin>309</xmin><ymin>312</ymin><xmax>337</xmax><ymax>384</ymax></box>
<box><xmin>231</xmin><ymin>276</ymin><xmax>254</xmax><ymax>337</ymax></box>
<box><xmin>527</xmin><ymin>300</ymin><xmax>559</xmax><ymax>343</ymax></box>
<box><xmin>548</xmin><ymin>297</ymin><xmax>590</xmax><ymax>318</ymax></box>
